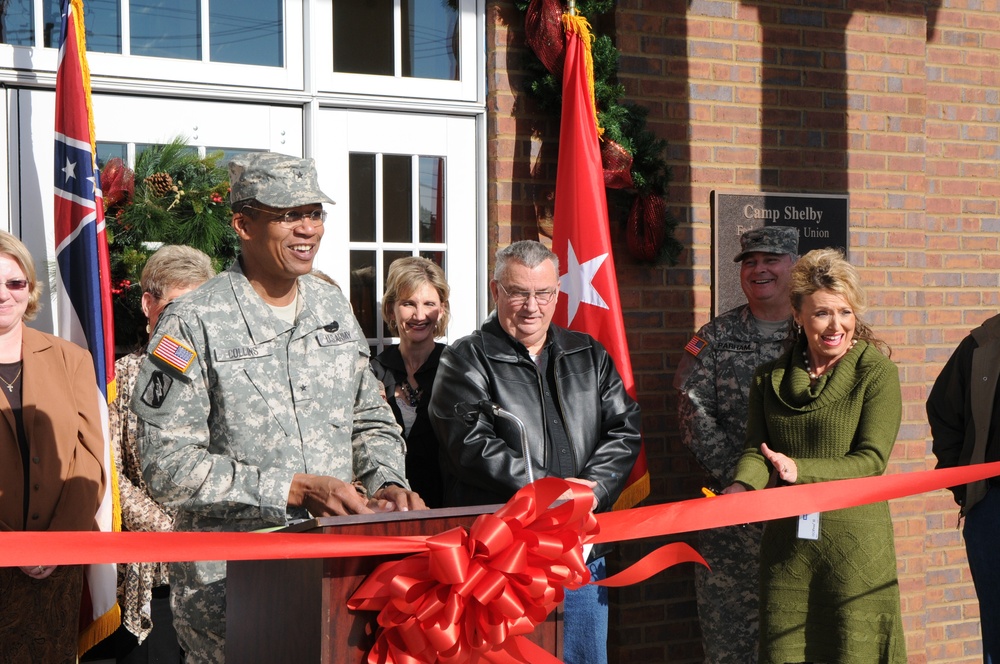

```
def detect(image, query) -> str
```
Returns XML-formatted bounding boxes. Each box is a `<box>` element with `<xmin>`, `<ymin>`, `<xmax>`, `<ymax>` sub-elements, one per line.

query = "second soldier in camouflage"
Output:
<box><xmin>674</xmin><ymin>225</ymin><xmax>799</xmax><ymax>664</ymax></box>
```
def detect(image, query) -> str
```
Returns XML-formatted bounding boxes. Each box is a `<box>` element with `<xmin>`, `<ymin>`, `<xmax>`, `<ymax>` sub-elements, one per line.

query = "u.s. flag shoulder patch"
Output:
<box><xmin>684</xmin><ymin>334</ymin><xmax>708</xmax><ymax>357</ymax></box>
<box><xmin>151</xmin><ymin>334</ymin><xmax>197</xmax><ymax>374</ymax></box>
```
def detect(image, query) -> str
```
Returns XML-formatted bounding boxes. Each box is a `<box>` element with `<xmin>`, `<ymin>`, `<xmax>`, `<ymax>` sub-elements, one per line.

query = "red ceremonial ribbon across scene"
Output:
<box><xmin>2</xmin><ymin>463</ymin><xmax>998</xmax><ymax>664</ymax></box>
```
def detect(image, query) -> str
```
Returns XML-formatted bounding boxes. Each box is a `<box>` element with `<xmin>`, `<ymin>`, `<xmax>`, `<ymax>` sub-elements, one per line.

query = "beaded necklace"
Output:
<box><xmin>399</xmin><ymin>380</ymin><xmax>423</xmax><ymax>407</ymax></box>
<box><xmin>802</xmin><ymin>339</ymin><xmax>857</xmax><ymax>380</ymax></box>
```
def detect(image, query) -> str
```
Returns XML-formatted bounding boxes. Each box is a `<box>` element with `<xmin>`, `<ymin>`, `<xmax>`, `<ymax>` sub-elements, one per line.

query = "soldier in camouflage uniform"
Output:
<box><xmin>132</xmin><ymin>152</ymin><xmax>424</xmax><ymax>664</ymax></box>
<box><xmin>673</xmin><ymin>226</ymin><xmax>799</xmax><ymax>664</ymax></box>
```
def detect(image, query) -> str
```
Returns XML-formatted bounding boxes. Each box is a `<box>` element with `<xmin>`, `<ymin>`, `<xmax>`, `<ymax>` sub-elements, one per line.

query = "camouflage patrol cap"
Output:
<box><xmin>228</xmin><ymin>152</ymin><xmax>335</xmax><ymax>208</ymax></box>
<box><xmin>733</xmin><ymin>225</ymin><xmax>799</xmax><ymax>262</ymax></box>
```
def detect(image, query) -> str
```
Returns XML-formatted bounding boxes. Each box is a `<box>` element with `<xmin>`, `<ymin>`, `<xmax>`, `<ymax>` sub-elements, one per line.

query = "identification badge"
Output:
<box><xmin>797</xmin><ymin>512</ymin><xmax>820</xmax><ymax>540</ymax></box>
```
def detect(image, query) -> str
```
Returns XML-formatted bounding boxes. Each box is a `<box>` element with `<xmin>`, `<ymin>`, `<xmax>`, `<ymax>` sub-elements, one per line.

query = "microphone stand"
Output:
<box><xmin>454</xmin><ymin>400</ymin><xmax>536</xmax><ymax>485</ymax></box>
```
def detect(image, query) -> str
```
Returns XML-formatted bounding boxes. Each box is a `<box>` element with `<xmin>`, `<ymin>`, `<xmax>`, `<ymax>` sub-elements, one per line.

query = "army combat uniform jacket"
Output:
<box><xmin>675</xmin><ymin>304</ymin><xmax>789</xmax><ymax>486</ymax></box>
<box><xmin>131</xmin><ymin>261</ymin><xmax>407</xmax><ymax>663</ymax></box>
<box><xmin>674</xmin><ymin>304</ymin><xmax>790</xmax><ymax>664</ymax></box>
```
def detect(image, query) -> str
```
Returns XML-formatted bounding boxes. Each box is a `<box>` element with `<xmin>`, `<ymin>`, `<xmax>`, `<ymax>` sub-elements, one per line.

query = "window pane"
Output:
<box><xmin>383</xmin><ymin>155</ymin><xmax>412</xmax><ymax>243</ymax></box>
<box><xmin>419</xmin><ymin>156</ymin><xmax>443</xmax><ymax>243</ymax></box>
<box><xmin>210</xmin><ymin>0</ymin><xmax>281</xmax><ymax>66</ymax></box>
<box><xmin>1</xmin><ymin>0</ymin><xmax>34</xmax><ymax>46</ymax></box>
<box><xmin>333</xmin><ymin>0</ymin><xmax>392</xmax><ymax>75</ymax></box>
<box><xmin>135</xmin><ymin>143</ymin><xmax>197</xmax><ymax>160</ymax></box>
<box><xmin>420</xmin><ymin>250</ymin><xmax>444</xmax><ymax>267</ymax></box>
<box><xmin>350</xmin><ymin>250</ymin><xmax>377</xmax><ymax>338</ymax></box>
<box><xmin>131</xmin><ymin>0</ymin><xmax>200</xmax><ymax>60</ymax></box>
<box><xmin>205</xmin><ymin>146</ymin><xmax>253</xmax><ymax>167</ymax></box>
<box><xmin>96</xmin><ymin>142</ymin><xmax>127</xmax><ymax>169</ymax></box>
<box><xmin>402</xmin><ymin>0</ymin><xmax>459</xmax><ymax>80</ymax></box>
<box><xmin>349</xmin><ymin>153</ymin><xmax>376</xmax><ymax>242</ymax></box>
<box><xmin>85</xmin><ymin>0</ymin><xmax>121</xmax><ymax>52</ymax></box>
<box><xmin>381</xmin><ymin>249</ymin><xmax>410</xmax><ymax>337</ymax></box>
<box><xmin>42</xmin><ymin>0</ymin><xmax>121</xmax><ymax>51</ymax></box>
<box><xmin>36</xmin><ymin>0</ymin><xmax>144</xmax><ymax>53</ymax></box>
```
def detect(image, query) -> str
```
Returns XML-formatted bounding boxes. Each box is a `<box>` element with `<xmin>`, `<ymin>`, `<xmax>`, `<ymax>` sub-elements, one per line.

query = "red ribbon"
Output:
<box><xmin>347</xmin><ymin>477</ymin><xmax>603</xmax><ymax>664</ymax></box>
<box><xmin>0</xmin><ymin>462</ymin><xmax>995</xmax><ymax>571</ymax></box>
<box><xmin>2</xmin><ymin>463</ymin><xmax>999</xmax><ymax>663</ymax></box>
<box><xmin>591</xmin><ymin>461</ymin><xmax>1000</xmax><ymax>588</ymax></box>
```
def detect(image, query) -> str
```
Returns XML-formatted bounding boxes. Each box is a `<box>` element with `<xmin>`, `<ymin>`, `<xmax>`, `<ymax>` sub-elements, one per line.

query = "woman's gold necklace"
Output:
<box><xmin>0</xmin><ymin>365</ymin><xmax>22</xmax><ymax>392</ymax></box>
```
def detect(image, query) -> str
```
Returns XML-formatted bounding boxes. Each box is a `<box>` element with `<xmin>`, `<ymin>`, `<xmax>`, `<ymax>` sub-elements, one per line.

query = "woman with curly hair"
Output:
<box><xmin>726</xmin><ymin>248</ymin><xmax>906</xmax><ymax>664</ymax></box>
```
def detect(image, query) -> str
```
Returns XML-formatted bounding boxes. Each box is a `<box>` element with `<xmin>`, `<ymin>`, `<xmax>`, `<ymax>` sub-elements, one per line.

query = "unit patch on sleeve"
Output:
<box><xmin>684</xmin><ymin>335</ymin><xmax>709</xmax><ymax>357</ymax></box>
<box><xmin>151</xmin><ymin>334</ymin><xmax>196</xmax><ymax>374</ymax></box>
<box><xmin>141</xmin><ymin>370</ymin><xmax>173</xmax><ymax>408</ymax></box>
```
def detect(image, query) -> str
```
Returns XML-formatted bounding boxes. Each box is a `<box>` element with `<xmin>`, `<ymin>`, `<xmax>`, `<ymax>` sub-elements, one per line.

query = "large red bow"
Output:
<box><xmin>348</xmin><ymin>478</ymin><xmax>600</xmax><ymax>663</ymax></box>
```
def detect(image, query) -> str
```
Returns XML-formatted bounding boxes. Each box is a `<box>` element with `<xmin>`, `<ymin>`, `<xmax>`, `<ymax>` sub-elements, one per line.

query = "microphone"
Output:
<box><xmin>453</xmin><ymin>400</ymin><xmax>489</xmax><ymax>424</ymax></box>
<box><xmin>452</xmin><ymin>400</ymin><xmax>536</xmax><ymax>485</ymax></box>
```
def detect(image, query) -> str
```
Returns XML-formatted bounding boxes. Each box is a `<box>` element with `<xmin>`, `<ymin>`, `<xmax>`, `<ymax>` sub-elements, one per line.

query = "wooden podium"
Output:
<box><xmin>226</xmin><ymin>506</ymin><xmax>562</xmax><ymax>663</ymax></box>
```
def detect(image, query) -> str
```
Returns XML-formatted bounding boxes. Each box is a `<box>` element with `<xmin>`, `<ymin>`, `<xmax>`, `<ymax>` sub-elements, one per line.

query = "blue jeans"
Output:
<box><xmin>563</xmin><ymin>556</ymin><xmax>609</xmax><ymax>664</ymax></box>
<box><xmin>965</xmin><ymin>486</ymin><xmax>1000</xmax><ymax>664</ymax></box>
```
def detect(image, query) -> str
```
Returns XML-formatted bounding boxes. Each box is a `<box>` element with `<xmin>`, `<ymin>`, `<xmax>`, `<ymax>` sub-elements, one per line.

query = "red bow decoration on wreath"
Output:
<box><xmin>348</xmin><ymin>478</ymin><xmax>600</xmax><ymax>664</ymax></box>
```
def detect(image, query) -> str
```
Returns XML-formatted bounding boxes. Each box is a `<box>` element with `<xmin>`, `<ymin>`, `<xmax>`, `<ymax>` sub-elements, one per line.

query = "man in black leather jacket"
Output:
<box><xmin>429</xmin><ymin>240</ymin><xmax>642</xmax><ymax>664</ymax></box>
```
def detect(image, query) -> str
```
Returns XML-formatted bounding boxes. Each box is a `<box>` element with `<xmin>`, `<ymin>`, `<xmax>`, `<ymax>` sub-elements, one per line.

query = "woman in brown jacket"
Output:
<box><xmin>0</xmin><ymin>230</ymin><xmax>105</xmax><ymax>663</ymax></box>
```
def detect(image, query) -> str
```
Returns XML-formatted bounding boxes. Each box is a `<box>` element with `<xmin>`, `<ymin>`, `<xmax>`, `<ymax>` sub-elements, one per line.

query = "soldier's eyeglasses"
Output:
<box><xmin>497</xmin><ymin>283</ymin><xmax>557</xmax><ymax>306</ymax></box>
<box><xmin>241</xmin><ymin>205</ymin><xmax>327</xmax><ymax>228</ymax></box>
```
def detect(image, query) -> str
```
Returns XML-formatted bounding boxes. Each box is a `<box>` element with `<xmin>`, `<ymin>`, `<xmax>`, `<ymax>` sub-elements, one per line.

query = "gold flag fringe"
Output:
<box><xmin>561</xmin><ymin>12</ymin><xmax>604</xmax><ymax>138</ymax></box>
<box><xmin>612</xmin><ymin>471</ymin><xmax>650</xmax><ymax>511</ymax></box>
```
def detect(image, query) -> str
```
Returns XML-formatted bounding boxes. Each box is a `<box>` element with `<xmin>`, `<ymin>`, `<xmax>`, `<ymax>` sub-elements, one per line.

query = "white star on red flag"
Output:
<box><xmin>561</xmin><ymin>240</ymin><xmax>609</xmax><ymax>326</ymax></box>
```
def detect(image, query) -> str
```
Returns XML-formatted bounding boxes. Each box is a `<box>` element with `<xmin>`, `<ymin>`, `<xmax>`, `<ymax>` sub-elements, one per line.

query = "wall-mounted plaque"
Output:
<box><xmin>712</xmin><ymin>191</ymin><xmax>849</xmax><ymax>316</ymax></box>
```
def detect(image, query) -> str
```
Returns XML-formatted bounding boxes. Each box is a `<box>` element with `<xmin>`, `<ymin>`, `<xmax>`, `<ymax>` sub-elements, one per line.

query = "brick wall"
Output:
<box><xmin>487</xmin><ymin>0</ymin><xmax>999</xmax><ymax>661</ymax></box>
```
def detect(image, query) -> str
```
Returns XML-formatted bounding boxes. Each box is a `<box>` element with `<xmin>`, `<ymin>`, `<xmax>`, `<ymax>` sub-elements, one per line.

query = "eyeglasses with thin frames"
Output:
<box><xmin>0</xmin><ymin>279</ymin><xmax>28</xmax><ymax>291</ymax></box>
<box><xmin>241</xmin><ymin>205</ymin><xmax>327</xmax><ymax>228</ymax></box>
<box><xmin>497</xmin><ymin>282</ymin><xmax>557</xmax><ymax>306</ymax></box>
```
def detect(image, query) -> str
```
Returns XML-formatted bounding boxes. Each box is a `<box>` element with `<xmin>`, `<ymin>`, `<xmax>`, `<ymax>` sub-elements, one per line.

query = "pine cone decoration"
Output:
<box><xmin>144</xmin><ymin>172</ymin><xmax>174</xmax><ymax>197</ymax></box>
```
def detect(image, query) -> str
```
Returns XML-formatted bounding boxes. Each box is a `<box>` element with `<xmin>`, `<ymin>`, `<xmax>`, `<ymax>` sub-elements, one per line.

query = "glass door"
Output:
<box><xmin>313</xmin><ymin>109</ymin><xmax>479</xmax><ymax>350</ymax></box>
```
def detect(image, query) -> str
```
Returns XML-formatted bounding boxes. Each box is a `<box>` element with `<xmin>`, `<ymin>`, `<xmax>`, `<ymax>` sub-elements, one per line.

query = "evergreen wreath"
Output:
<box><xmin>517</xmin><ymin>0</ymin><xmax>681</xmax><ymax>264</ymax></box>
<box><xmin>101</xmin><ymin>137</ymin><xmax>239</xmax><ymax>354</ymax></box>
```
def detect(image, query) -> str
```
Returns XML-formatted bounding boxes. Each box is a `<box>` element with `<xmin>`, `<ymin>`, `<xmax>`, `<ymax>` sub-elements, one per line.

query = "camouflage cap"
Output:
<box><xmin>228</xmin><ymin>152</ymin><xmax>335</xmax><ymax>208</ymax></box>
<box><xmin>733</xmin><ymin>225</ymin><xmax>799</xmax><ymax>262</ymax></box>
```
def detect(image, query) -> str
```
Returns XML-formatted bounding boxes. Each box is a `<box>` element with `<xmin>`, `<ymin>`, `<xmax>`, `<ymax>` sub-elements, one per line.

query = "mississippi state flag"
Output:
<box><xmin>53</xmin><ymin>0</ymin><xmax>121</xmax><ymax>654</ymax></box>
<box><xmin>551</xmin><ymin>13</ymin><xmax>649</xmax><ymax>510</ymax></box>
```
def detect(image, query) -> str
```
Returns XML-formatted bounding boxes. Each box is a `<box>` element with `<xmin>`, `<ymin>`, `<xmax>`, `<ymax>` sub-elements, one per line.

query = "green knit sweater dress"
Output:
<box><xmin>733</xmin><ymin>338</ymin><xmax>906</xmax><ymax>664</ymax></box>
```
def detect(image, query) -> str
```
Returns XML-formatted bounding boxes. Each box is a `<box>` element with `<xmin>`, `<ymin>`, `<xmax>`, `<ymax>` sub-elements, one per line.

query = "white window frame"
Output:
<box><xmin>0</xmin><ymin>1</ymin><xmax>304</xmax><ymax>91</ymax></box>
<box><xmin>315</xmin><ymin>0</ymin><xmax>484</xmax><ymax>104</ymax></box>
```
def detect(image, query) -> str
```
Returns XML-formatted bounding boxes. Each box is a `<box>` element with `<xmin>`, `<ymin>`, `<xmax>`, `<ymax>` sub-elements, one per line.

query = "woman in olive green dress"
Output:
<box><xmin>726</xmin><ymin>248</ymin><xmax>906</xmax><ymax>664</ymax></box>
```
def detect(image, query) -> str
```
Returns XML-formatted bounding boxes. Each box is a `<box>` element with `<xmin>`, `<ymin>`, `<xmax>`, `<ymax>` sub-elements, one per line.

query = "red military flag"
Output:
<box><xmin>53</xmin><ymin>0</ymin><xmax>121</xmax><ymax>654</ymax></box>
<box><xmin>551</xmin><ymin>13</ymin><xmax>649</xmax><ymax>510</ymax></box>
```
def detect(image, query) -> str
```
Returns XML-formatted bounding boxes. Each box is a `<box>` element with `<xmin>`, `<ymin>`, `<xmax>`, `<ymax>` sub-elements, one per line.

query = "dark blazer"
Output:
<box><xmin>0</xmin><ymin>325</ymin><xmax>105</xmax><ymax>532</ymax></box>
<box><xmin>370</xmin><ymin>343</ymin><xmax>446</xmax><ymax>508</ymax></box>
